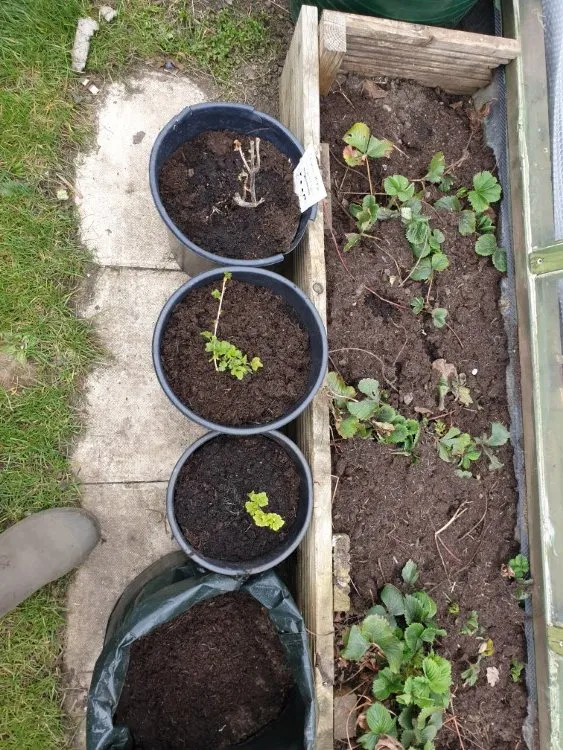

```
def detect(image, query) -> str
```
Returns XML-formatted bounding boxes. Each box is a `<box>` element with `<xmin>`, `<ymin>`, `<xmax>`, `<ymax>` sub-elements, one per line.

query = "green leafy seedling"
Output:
<box><xmin>510</xmin><ymin>659</ymin><xmax>525</xmax><ymax>683</ymax></box>
<box><xmin>460</xmin><ymin>611</ymin><xmax>479</xmax><ymax>636</ymax></box>
<box><xmin>343</xmin><ymin>122</ymin><xmax>393</xmax><ymax>166</ymax></box>
<box><xmin>436</xmin><ymin>426</ymin><xmax>481</xmax><ymax>476</ymax></box>
<box><xmin>461</xmin><ymin>661</ymin><xmax>480</xmax><ymax>688</ymax></box>
<box><xmin>468</xmin><ymin>171</ymin><xmax>502</xmax><ymax>213</ymax></box>
<box><xmin>475</xmin><ymin>422</ymin><xmax>510</xmax><ymax>471</ymax></box>
<box><xmin>245</xmin><ymin>491</ymin><xmax>285</xmax><ymax>531</ymax></box>
<box><xmin>384</xmin><ymin>174</ymin><xmax>416</xmax><ymax>203</ymax></box>
<box><xmin>328</xmin><ymin>372</ymin><xmax>420</xmax><ymax>454</ymax></box>
<box><xmin>410</xmin><ymin>297</ymin><xmax>449</xmax><ymax>330</ymax></box>
<box><xmin>475</xmin><ymin>233</ymin><xmax>507</xmax><ymax>272</ymax></box>
<box><xmin>447</xmin><ymin>602</ymin><xmax>460</xmax><ymax>616</ymax></box>
<box><xmin>201</xmin><ymin>272</ymin><xmax>263</xmax><ymax>380</ymax></box>
<box><xmin>425</xmin><ymin>152</ymin><xmax>446</xmax><ymax>184</ymax></box>
<box><xmin>507</xmin><ymin>554</ymin><xmax>529</xmax><ymax>581</ymax></box>
<box><xmin>340</xmin><ymin>565</ymin><xmax>451</xmax><ymax>750</ymax></box>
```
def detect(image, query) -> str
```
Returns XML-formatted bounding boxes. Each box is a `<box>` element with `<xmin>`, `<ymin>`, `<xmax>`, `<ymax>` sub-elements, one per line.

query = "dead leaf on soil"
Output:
<box><xmin>414</xmin><ymin>406</ymin><xmax>433</xmax><ymax>415</ymax></box>
<box><xmin>432</xmin><ymin>358</ymin><xmax>458</xmax><ymax>382</ymax></box>
<box><xmin>375</xmin><ymin>737</ymin><xmax>405</xmax><ymax>750</ymax></box>
<box><xmin>487</xmin><ymin>666</ymin><xmax>500</xmax><ymax>686</ymax></box>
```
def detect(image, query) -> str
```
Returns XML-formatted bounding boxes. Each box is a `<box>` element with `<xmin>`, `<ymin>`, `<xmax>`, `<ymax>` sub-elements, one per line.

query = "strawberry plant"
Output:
<box><xmin>328</xmin><ymin>372</ymin><xmax>420</xmax><ymax>454</ymax></box>
<box><xmin>436</xmin><ymin>421</ymin><xmax>510</xmax><ymax>477</ymax></box>
<box><xmin>410</xmin><ymin>296</ymin><xmax>448</xmax><ymax>329</ymax></box>
<box><xmin>201</xmin><ymin>272</ymin><xmax>263</xmax><ymax>380</ymax></box>
<box><xmin>245</xmin><ymin>491</ymin><xmax>284</xmax><ymax>531</ymax></box>
<box><xmin>340</xmin><ymin>561</ymin><xmax>452</xmax><ymax>750</ymax></box>
<box><xmin>502</xmin><ymin>553</ymin><xmax>532</xmax><ymax>601</ymax></box>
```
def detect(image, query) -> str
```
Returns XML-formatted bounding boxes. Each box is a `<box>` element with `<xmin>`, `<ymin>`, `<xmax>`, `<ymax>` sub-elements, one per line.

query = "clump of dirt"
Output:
<box><xmin>160</xmin><ymin>278</ymin><xmax>311</xmax><ymax>426</ymax></box>
<box><xmin>174</xmin><ymin>435</ymin><xmax>301</xmax><ymax>562</ymax></box>
<box><xmin>115</xmin><ymin>591</ymin><xmax>294</xmax><ymax>749</ymax></box>
<box><xmin>159</xmin><ymin>130</ymin><xmax>301</xmax><ymax>259</ymax></box>
<box><xmin>324</xmin><ymin>79</ymin><xmax>528</xmax><ymax>750</ymax></box>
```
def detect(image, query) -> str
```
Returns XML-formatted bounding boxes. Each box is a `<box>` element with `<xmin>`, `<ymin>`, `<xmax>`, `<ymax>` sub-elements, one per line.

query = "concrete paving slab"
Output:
<box><xmin>72</xmin><ymin>267</ymin><xmax>204</xmax><ymax>483</ymax></box>
<box><xmin>64</xmin><ymin>482</ymin><xmax>179</xmax><ymax>747</ymax></box>
<box><xmin>75</xmin><ymin>71</ymin><xmax>208</xmax><ymax>270</ymax></box>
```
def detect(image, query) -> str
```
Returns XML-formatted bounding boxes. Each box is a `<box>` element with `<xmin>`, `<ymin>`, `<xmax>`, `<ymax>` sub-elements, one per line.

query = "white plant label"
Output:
<box><xmin>293</xmin><ymin>145</ymin><xmax>327</xmax><ymax>212</ymax></box>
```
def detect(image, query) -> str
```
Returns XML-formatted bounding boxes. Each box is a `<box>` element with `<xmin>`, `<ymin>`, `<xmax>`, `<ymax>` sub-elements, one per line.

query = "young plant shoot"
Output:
<box><xmin>245</xmin><ymin>491</ymin><xmax>284</xmax><ymax>531</ymax></box>
<box><xmin>201</xmin><ymin>272</ymin><xmax>263</xmax><ymax>380</ymax></box>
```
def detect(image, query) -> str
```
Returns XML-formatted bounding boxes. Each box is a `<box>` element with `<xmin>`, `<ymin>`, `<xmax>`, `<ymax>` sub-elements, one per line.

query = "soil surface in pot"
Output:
<box><xmin>323</xmin><ymin>80</ymin><xmax>527</xmax><ymax>749</ymax></box>
<box><xmin>160</xmin><ymin>278</ymin><xmax>311</xmax><ymax>426</ymax></box>
<box><xmin>114</xmin><ymin>591</ymin><xmax>294</xmax><ymax>749</ymax></box>
<box><xmin>158</xmin><ymin>130</ymin><xmax>301</xmax><ymax>260</ymax></box>
<box><xmin>174</xmin><ymin>435</ymin><xmax>301</xmax><ymax>562</ymax></box>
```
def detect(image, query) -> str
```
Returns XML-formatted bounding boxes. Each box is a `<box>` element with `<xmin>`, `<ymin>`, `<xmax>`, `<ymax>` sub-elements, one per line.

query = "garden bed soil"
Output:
<box><xmin>114</xmin><ymin>591</ymin><xmax>294</xmax><ymax>749</ymax></box>
<box><xmin>159</xmin><ymin>130</ymin><xmax>301</xmax><ymax>260</ymax></box>
<box><xmin>174</xmin><ymin>435</ymin><xmax>301</xmax><ymax>562</ymax></box>
<box><xmin>161</xmin><ymin>278</ymin><xmax>310</xmax><ymax>425</ymax></box>
<box><xmin>323</xmin><ymin>80</ymin><xmax>527</xmax><ymax>749</ymax></box>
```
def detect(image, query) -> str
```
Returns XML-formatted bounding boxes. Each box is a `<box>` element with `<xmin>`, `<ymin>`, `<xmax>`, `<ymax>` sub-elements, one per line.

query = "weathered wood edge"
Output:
<box><xmin>318</xmin><ymin>9</ymin><xmax>520</xmax><ymax>95</ymax></box>
<box><xmin>280</xmin><ymin>7</ymin><xmax>334</xmax><ymax>750</ymax></box>
<box><xmin>503</xmin><ymin>0</ymin><xmax>561</xmax><ymax>747</ymax></box>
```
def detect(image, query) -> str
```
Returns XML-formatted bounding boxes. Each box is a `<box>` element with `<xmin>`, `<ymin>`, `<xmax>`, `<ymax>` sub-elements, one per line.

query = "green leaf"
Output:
<box><xmin>434</xmin><ymin>195</ymin><xmax>461</xmax><ymax>212</ymax></box>
<box><xmin>510</xmin><ymin>659</ymin><xmax>525</xmax><ymax>682</ymax></box>
<box><xmin>327</xmin><ymin>371</ymin><xmax>356</xmax><ymax>406</ymax></box>
<box><xmin>358</xmin><ymin>378</ymin><xmax>381</xmax><ymax>400</ymax></box>
<box><xmin>485</xmin><ymin>422</ymin><xmax>510</xmax><ymax>447</ymax></box>
<box><xmin>357</xmin><ymin>732</ymin><xmax>377</xmax><ymax>750</ymax></box>
<box><xmin>373</xmin><ymin>667</ymin><xmax>404</xmax><ymax>700</ymax></box>
<box><xmin>404</xmin><ymin>622</ymin><xmax>425</xmax><ymax>653</ymax></box>
<box><xmin>343</xmin><ymin>122</ymin><xmax>371</xmax><ymax>152</ymax></box>
<box><xmin>211</xmin><ymin>288</ymin><xmax>222</xmax><ymax>299</ymax></box>
<box><xmin>406</xmin><ymin>218</ymin><xmax>430</xmax><ymax>246</ymax></box>
<box><xmin>430</xmin><ymin>253</ymin><xmax>449</xmax><ymax>272</ymax></box>
<box><xmin>250</xmin><ymin>356</ymin><xmax>263</xmax><ymax>372</ymax></box>
<box><xmin>432</xmin><ymin>228</ymin><xmax>445</xmax><ymax>245</ymax></box>
<box><xmin>341</xmin><ymin>625</ymin><xmax>370</xmax><ymax>661</ymax></box>
<box><xmin>360</xmin><ymin>615</ymin><xmax>404</xmax><ymax>673</ymax></box>
<box><xmin>455</xmin><ymin>469</ymin><xmax>473</xmax><ymax>479</ymax></box>
<box><xmin>439</xmin><ymin>175</ymin><xmax>453</xmax><ymax>192</ymax></box>
<box><xmin>348</xmin><ymin>399</ymin><xmax>379</xmax><ymax>420</ymax></box>
<box><xmin>380</xmin><ymin>584</ymin><xmax>405</xmax><ymax>616</ymax></box>
<box><xmin>460</xmin><ymin>610</ymin><xmax>479</xmax><ymax>636</ymax></box>
<box><xmin>475</xmin><ymin>233</ymin><xmax>497</xmax><ymax>256</ymax></box>
<box><xmin>367</xmin><ymin>137</ymin><xmax>394</xmax><ymax>159</ymax></box>
<box><xmin>338</xmin><ymin>415</ymin><xmax>360</xmax><ymax>438</ymax></box>
<box><xmin>492</xmin><ymin>247</ymin><xmax>507</xmax><ymax>272</ymax></box>
<box><xmin>402</xmin><ymin>560</ymin><xmax>419</xmax><ymax>586</ymax></box>
<box><xmin>508</xmin><ymin>553</ymin><xmax>529</xmax><ymax>579</ymax></box>
<box><xmin>378</xmin><ymin>207</ymin><xmax>398</xmax><ymax>220</ymax></box>
<box><xmin>477</xmin><ymin>214</ymin><xmax>495</xmax><ymax>233</ymax></box>
<box><xmin>422</xmin><ymin>654</ymin><xmax>452</xmax><ymax>695</ymax></box>
<box><xmin>344</xmin><ymin>232</ymin><xmax>361</xmax><ymax>251</ymax></box>
<box><xmin>461</xmin><ymin>662</ymin><xmax>480</xmax><ymax>687</ymax></box>
<box><xmin>410</xmin><ymin>258</ymin><xmax>432</xmax><ymax>281</ymax></box>
<box><xmin>343</xmin><ymin>146</ymin><xmax>364</xmax><ymax>166</ymax></box>
<box><xmin>425</xmin><ymin>152</ymin><xmax>446</xmax><ymax>183</ymax></box>
<box><xmin>458</xmin><ymin>210</ymin><xmax>476</xmax><ymax>236</ymax></box>
<box><xmin>431</xmin><ymin>308</ymin><xmax>448</xmax><ymax>329</ymax></box>
<box><xmin>365</xmin><ymin>703</ymin><xmax>397</xmax><ymax>737</ymax></box>
<box><xmin>374</xmin><ymin>404</ymin><xmax>396</xmax><ymax>422</ymax></box>
<box><xmin>366</xmin><ymin>604</ymin><xmax>397</xmax><ymax>629</ymax></box>
<box><xmin>410</xmin><ymin>297</ymin><xmax>424</xmax><ymax>315</ymax></box>
<box><xmin>421</xmin><ymin>625</ymin><xmax>447</xmax><ymax>643</ymax></box>
<box><xmin>468</xmin><ymin>171</ymin><xmax>501</xmax><ymax>212</ymax></box>
<box><xmin>384</xmin><ymin>175</ymin><xmax>415</xmax><ymax>202</ymax></box>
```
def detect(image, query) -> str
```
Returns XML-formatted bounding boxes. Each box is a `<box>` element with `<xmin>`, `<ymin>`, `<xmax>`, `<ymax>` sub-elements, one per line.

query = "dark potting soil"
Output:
<box><xmin>158</xmin><ymin>130</ymin><xmax>301</xmax><ymax>260</ymax></box>
<box><xmin>160</xmin><ymin>278</ymin><xmax>311</xmax><ymax>426</ymax></box>
<box><xmin>114</xmin><ymin>591</ymin><xmax>294</xmax><ymax>749</ymax></box>
<box><xmin>174</xmin><ymin>435</ymin><xmax>301</xmax><ymax>562</ymax></box>
<box><xmin>324</xmin><ymin>80</ymin><xmax>528</xmax><ymax>749</ymax></box>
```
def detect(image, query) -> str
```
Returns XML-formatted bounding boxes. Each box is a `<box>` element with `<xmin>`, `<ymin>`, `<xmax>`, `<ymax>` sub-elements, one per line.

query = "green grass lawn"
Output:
<box><xmin>0</xmin><ymin>2</ymin><xmax>277</xmax><ymax>746</ymax></box>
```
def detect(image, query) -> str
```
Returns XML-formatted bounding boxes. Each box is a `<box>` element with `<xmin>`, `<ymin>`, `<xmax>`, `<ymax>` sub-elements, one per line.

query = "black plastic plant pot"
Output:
<box><xmin>149</xmin><ymin>102</ymin><xmax>317</xmax><ymax>273</ymax></box>
<box><xmin>166</xmin><ymin>430</ymin><xmax>313</xmax><ymax>576</ymax></box>
<box><xmin>152</xmin><ymin>266</ymin><xmax>328</xmax><ymax>434</ymax></box>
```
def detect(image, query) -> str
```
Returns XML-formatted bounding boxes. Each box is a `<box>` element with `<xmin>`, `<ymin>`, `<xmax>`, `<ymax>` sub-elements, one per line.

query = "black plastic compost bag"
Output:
<box><xmin>87</xmin><ymin>555</ymin><xmax>316</xmax><ymax>750</ymax></box>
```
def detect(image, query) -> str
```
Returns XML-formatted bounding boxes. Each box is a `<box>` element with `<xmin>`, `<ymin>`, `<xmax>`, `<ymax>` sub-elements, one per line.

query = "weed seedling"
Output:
<box><xmin>201</xmin><ymin>272</ymin><xmax>263</xmax><ymax>380</ymax></box>
<box><xmin>510</xmin><ymin>659</ymin><xmax>525</xmax><ymax>683</ymax></box>
<box><xmin>340</xmin><ymin>560</ymin><xmax>452</xmax><ymax>750</ymax></box>
<box><xmin>245</xmin><ymin>491</ymin><xmax>284</xmax><ymax>531</ymax></box>
<box><xmin>502</xmin><ymin>553</ymin><xmax>532</xmax><ymax>601</ymax></box>
<box><xmin>328</xmin><ymin>372</ymin><xmax>420</xmax><ymax>454</ymax></box>
<box><xmin>233</xmin><ymin>138</ymin><xmax>264</xmax><ymax>208</ymax></box>
<box><xmin>460</xmin><ymin>610</ymin><xmax>479</xmax><ymax>636</ymax></box>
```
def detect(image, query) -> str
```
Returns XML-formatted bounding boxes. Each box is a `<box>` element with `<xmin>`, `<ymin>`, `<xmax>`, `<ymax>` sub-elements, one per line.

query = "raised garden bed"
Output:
<box><xmin>279</xmin><ymin>6</ymin><xmax>547</xmax><ymax>750</ymax></box>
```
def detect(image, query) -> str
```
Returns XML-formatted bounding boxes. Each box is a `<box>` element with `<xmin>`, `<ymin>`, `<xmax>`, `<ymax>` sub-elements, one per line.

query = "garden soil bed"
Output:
<box><xmin>114</xmin><ymin>591</ymin><xmax>294</xmax><ymax>749</ymax></box>
<box><xmin>159</xmin><ymin>130</ymin><xmax>301</xmax><ymax>259</ymax></box>
<box><xmin>323</xmin><ymin>80</ymin><xmax>527</xmax><ymax>749</ymax></box>
<box><xmin>174</xmin><ymin>435</ymin><xmax>300</xmax><ymax>562</ymax></box>
<box><xmin>161</xmin><ymin>278</ymin><xmax>310</xmax><ymax>425</ymax></box>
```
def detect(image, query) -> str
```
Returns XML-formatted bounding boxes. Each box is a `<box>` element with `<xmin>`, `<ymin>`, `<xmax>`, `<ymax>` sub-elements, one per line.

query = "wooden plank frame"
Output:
<box><xmin>280</xmin><ymin>3</ymin><xmax>558</xmax><ymax>747</ymax></box>
<box><xmin>319</xmin><ymin>10</ymin><xmax>520</xmax><ymax>95</ymax></box>
<box><xmin>279</xmin><ymin>7</ymin><xmax>334</xmax><ymax>750</ymax></box>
